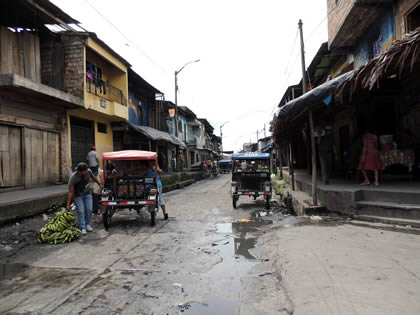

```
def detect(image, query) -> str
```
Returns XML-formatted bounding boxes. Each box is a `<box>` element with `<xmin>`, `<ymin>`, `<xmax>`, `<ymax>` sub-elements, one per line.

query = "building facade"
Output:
<box><xmin>0</xmin><ymin>1</ymin><xmax>84</xmax><ymax>191</ymax></box>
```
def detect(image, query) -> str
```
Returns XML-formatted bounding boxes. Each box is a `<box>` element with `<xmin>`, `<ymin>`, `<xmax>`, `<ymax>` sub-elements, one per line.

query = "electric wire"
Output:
<box><xmin>84</xmin><ymin>0</ymin><xmax>167</xmax><ymax>73</ymax></box>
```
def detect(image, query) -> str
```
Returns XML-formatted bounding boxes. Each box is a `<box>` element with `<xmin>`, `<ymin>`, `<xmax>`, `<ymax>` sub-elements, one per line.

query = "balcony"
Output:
<box><xmin>85</xmin><ymin>79</ymin><xmax>128</xmax><ymax>120</ymax></box>
<box><xmin>187</xmin><ymin>137</ymin><xmax>197</xmax><ymax>146</ymax></box>
<box><xmin>328</xmin><ymin>0</ymin><xmax>393</xmax><ymax>49</ymax></box>
<box><xmin>86</xmin><ymin>79</ymin><xmax>127</xmax><ymax>106</ymax></box>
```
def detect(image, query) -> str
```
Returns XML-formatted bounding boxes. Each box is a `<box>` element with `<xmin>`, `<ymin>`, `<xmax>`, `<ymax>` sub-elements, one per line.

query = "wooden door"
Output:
<box><xmin>0</xmin><ymin>125</ymin><xmax>23</xmax><ymax>188</ymax></box>
<box><xmin>24</xmin><ymin>128</ymin><xmax>57</xmax><ymax>188</ymax></box>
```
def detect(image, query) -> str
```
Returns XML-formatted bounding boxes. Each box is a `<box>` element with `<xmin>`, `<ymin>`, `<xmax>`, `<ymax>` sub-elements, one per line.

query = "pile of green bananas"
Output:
<box><xmin>38</xmin><ymin>211</ymin><xmax>81</xmax><ymax>245</ymax></box>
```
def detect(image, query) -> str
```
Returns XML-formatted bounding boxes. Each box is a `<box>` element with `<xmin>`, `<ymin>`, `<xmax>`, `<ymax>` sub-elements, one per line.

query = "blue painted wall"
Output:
<box><xmin>128</xmin><ymin>90</ymin><xmax>149</xmax><ymax>126</ymax></box>
<box><xmin>354</xmin><ymin>10</ymin><xmax>395</xmax><ymax>68</ymax></box>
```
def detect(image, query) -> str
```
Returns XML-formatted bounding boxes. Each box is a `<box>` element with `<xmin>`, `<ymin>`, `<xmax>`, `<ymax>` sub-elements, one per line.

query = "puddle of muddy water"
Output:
<box><xmin>0</xmin><ymin>263</ymin><xmax>28</xmax><ymax>281</ymax></box>
<box><xmin>184</xmin><ymin>221</ymin><xmax>265</xmax><ymax>314</ymax></box>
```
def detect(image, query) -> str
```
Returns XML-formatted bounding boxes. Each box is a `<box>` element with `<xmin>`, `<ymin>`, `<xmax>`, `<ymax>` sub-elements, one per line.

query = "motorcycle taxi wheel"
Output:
<box><xmin>233</xmin><ymin>195</ymin><xmax>238</xmax><ymax>209</ymax></box>
<box><xmin>103</xmin><ymin>208</ymin><xmax>112</xmax><ymax>230</ymax></box>
<box><xmin>150</xmin><ymin>205</ymin><xmax>156</xmax><ymax>226</ymax></box>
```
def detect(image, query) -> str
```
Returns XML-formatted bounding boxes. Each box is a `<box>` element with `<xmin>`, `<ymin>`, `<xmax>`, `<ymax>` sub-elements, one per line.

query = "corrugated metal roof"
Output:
<box><xmin>128</xmin><ymin>123</ymin><xmax>186</xmax><ymax>148</ymax></box>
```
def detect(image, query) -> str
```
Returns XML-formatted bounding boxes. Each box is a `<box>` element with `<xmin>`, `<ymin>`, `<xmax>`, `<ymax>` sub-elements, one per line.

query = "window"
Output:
<box><xmin>97</xmin><ymin>122</ymin><xmax>107</xmax><ymax>133</ymax></box>
<box><xmin>406</xmin><ymin>4</ymin><xmax>420</xmax><ymax>33</ymax></box>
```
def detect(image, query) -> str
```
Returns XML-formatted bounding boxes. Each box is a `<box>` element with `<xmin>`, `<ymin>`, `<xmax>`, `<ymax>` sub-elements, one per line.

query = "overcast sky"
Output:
<box><xmin>52</xmin><ymin>0</ymin><xmax>328</xmax><ymax>152</ymax></box>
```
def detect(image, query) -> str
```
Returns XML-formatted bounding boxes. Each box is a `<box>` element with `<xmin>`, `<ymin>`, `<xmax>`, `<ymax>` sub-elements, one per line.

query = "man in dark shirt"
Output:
<box><xmin>67</xmin><ymin>162</ymin><xmax>103</xmax><ymax>235</ymax></box>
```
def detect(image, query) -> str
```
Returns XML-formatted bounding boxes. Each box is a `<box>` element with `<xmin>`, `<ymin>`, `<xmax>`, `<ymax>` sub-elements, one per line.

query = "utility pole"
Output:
<box><xmin>299</xmin><ymin>19</ymin><xmax>317</xmax><ymax>206</ymax></box>
<box><xmin>257</xmin><ymin>130</ymin><xmax>259</xmax><ymax>143</ymax></box>
<box><xmin>174</xmin><ymin>72</ymin><xmax>178</xmax><ymax>137</ymax></box>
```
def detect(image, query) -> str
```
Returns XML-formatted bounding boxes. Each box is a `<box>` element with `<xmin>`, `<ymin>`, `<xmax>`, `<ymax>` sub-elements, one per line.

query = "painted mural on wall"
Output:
<box><xmin>128</xmin><ymin>91</ymin><xmax>148</xmax><ymax>126</ymax></box>
<box><xmin>354</xmin><ymin>10</ymin><xmax>395</xmax><ymax>69</ymax></box>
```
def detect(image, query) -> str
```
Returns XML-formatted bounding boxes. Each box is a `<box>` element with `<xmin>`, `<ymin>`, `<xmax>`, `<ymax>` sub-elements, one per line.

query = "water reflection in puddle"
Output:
<box><xmin>184</xmin><ymin>220</ymin><xmax>267</xmax><ymax>314</ymax></box>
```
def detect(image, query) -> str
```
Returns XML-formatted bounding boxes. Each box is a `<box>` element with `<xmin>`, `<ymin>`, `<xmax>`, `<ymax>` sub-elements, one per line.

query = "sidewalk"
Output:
<box><xmin>0</xmin><ymin>170</ymin><xmax>210</xmax><ymax>225</ymax></box>
<box><xmin>281</xmin><ymin>168</ymin><xmax>420</xmax><ymax>223</ymax></box>
<box><xmin>0</xmin><ymin>185</ymin><xmax>68</xmax><ymax>224</ymax></box>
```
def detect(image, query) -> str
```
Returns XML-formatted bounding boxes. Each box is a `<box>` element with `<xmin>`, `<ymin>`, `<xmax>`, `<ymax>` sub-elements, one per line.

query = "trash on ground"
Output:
<box><xmin>310</xmin><ymin>215</ymin><xmax>322</xmax><ymax>221</ymax></box>
<box><xmin>239</xmin><ymin>219</ymin><xmax>255</xmax><ymax>223</ymax></box>
<box><xmin>173</xmin><ymin>282</ymin><xmax>183</xmax><ymax>288</ymax></box>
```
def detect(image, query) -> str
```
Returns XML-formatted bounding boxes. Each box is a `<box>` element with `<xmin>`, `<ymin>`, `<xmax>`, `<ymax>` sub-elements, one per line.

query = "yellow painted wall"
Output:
<box><xmin>84</xmin><ymin>45</ymin><xmax>128</xmax><ymax>120</ymax></box>
<box><xmin>85</xmin><ymin>49</ymin><xmax>128</xmax><ymax>96</ymax></box>
<box><xmin>66</xmin><ymin>109</ymin><xmax>114</xmax><ymax>168</ymax></box>
<box><xmin>85</xmin><ymin>92</ymin><xmax>128</xmax><ymax>120</ymax></box>
<box><xmin>87</xmin><ymin>37</ymin><xmax>127</xmax><ymax>72</ymax></box>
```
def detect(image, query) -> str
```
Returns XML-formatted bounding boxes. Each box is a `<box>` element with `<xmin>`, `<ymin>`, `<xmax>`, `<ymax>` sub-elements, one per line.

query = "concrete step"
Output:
<box><xmin>356</xmin><ymin>189</ymin><xmax>420</xmax><ymax>205</ymax></box>
<box><xmin>355</xmin><ymin>201</ymin><xmax>420</xmax><ymax>220</ymax></box>
<box><xmin>352</xmin><ymin>215</ymin><xmax>420</xmax><ymax>229</ymax></box>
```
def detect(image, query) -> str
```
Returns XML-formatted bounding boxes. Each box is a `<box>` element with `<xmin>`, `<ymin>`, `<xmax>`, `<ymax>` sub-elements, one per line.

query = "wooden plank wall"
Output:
<box><xmin>0</xmin><ymin>27</ymin><xmax>41</xmax><ymax>82</ymax></box>
<box><xmin>24</xmin><ymin>128</ymin><xmax>57</xmax><ymax>188</ymax></box>
<box><xmin>0</xmin><ymin>125</ymin><xmax>23</xmax><ymax>188</ymax></box>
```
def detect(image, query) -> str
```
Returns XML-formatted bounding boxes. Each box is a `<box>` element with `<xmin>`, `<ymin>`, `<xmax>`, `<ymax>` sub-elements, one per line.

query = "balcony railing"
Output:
<box><xmin>86</xmin><ymin>79</ymin><xmax>127</xmax><ymax>106</ymax></box>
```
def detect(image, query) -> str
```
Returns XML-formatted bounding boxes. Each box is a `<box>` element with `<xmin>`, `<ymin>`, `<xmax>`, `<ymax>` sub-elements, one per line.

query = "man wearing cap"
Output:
<box><xmin>87</xmin><ymin>146</ymin><xmax>99</xmax><ymax>175</ymax></box>
<box><xmin>67</xmin><ymin>162</ymin><xmax>103</xmax><ymax>235</ymax></box>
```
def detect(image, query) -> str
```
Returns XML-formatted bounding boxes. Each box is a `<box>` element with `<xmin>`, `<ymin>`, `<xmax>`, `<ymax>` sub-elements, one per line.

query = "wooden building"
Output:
<box><xmin>0</xmin><ymin>0</ymin><xmax>83</xmax><ymax>191</ymax></box>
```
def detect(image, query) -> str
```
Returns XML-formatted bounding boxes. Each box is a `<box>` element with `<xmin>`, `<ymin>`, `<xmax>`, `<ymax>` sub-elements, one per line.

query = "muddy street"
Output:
<box><xmin>1</xmin><ymin>175</ymin><xmax>420</xmax><ymax>314</ymax></box>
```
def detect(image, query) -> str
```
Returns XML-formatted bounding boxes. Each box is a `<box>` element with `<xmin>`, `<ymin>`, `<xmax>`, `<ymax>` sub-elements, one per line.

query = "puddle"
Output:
<box><xmin>184</xmin><ymin>221</ymin><xmax>264</xmax><ymax>314</ymax></box>
<box><xmin>0</xmin><ymin>263</ymin><xmax>28</xmax><ymax>281</ymax></box>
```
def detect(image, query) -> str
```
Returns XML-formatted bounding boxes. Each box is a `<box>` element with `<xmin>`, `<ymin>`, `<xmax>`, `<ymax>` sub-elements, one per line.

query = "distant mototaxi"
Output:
<box><xmin>100</xmin><ymin>150</ymin><xmax>159</xmax><ymax>229</ymax></box>
<box><xmin>218</xmin><ymin>159</ymin><xmax>233</xmax><ymax>173</ymax></box>
<box><xmin>231</xmin><ymin>152</ymin><xmax>272</xmax><ymax>209</ymax></box>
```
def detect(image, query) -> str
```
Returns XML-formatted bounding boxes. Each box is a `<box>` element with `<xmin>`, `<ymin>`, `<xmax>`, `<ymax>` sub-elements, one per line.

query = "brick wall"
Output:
<box><xmin>40</xmin><ymin>40</ymin><xmax>65</xmax><ymax>91</ymax></box>
<box><xmin>40</xmin><ymin>41</ymin><xmax>55</xmax><ymax>86</ymax></box>
<box><xmin>62</xmin><ymin>35</ymin><xmax>85</xmax><ymax>99</ymax></box>
<box><xmin>395</xmin><ymin>0</ymin><xmax>420</xmax><ymax>39</ymax></box>
<box><xmin>327</xmin><ymin>0</ymin><xmax>356</xmax><ymax>47</ymax></box>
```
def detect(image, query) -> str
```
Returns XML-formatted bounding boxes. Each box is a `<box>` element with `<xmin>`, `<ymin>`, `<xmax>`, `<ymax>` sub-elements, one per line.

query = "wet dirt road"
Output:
<box><xmin>1</xmin><ymin>174</ymin><xmax>420</xmax><ymax>314</ymax></box>
<box><xmin>0</xmin><ymin>174</ymin><xmax>281</xmax><ymax>314</ymax></box>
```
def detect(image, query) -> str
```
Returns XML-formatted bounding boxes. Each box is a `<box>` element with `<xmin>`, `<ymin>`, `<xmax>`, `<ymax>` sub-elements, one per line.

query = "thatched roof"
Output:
<box><xmin>335</xmin><ymin>27</ymin><xmax>420</xmax><ymax>103</ymax></box>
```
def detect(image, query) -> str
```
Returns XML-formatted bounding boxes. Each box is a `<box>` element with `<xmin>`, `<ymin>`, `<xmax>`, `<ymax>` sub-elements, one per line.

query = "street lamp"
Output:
<box><xmin>220</xmin><ymin>121</ymin><xmax>230</xmax><ymax>154</ymax></box>
<box><xmin>174</xmin><ymin>59</ymin><xmax>200</xmax><ymax>137</ymax></box>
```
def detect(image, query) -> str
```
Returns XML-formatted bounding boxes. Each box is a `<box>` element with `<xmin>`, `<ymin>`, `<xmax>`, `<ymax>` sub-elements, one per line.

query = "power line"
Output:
<box><xmin>283</xmin><ymin>28</ymin><xmax>299</xmax><ymax>75</ymax></box>
<box><xmin>84</xmin><ymin>0</ymin><xmax>167</xmax><ymax>73</ymax></box>
<box><xmin>306</xmin><ymin>15</ymin><xmax>328</xmax><ymax>42</ymax></box>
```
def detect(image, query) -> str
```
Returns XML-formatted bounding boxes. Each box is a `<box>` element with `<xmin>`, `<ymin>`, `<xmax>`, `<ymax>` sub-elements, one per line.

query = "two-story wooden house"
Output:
<box><xmin>0</xmin><ymin>0</ymin><xmax>84</xmax><ymax>191</ymax></box>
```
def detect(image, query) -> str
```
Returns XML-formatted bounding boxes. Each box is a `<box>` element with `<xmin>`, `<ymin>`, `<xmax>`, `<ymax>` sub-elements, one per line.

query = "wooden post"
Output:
<box><xmin>279</xmin><ymin>146</ymin><xmax>283</xmax><ymax>178</ymax></box>
<box><xmin>148</xmin><ymin>140</ymin><xmax>152</xmax><ymax>152</ymax></box>
<box><xmin>309</xmin><ymin>111</ymin><xmax>317</xmax><ymax>205</ymax></box>
<box><xmin>299</xmin><ymin>19</ymin><xmax>317</xmax><ymax>205</ymax></box>
<box><xmin>176</xmin><ymin>146</ymin><xmax>179</xmax><ymax>172</ymax></box>
<box><xmin>290</xmin><ymin>143</ymin><xmax>295</xmax><ymax>191</ymax></box>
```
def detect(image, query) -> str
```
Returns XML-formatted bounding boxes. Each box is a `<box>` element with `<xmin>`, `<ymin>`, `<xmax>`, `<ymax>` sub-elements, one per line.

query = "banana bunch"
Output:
<box><xmin>38</xmin><ymin>211</ymin><xmax>81</xmax><ymax>245</ymax></box>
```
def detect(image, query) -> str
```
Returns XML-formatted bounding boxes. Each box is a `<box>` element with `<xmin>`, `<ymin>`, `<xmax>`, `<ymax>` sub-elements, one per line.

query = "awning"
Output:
<box><xmin>232</xmin><ymin>152</ymin><xmax>270</xmax><ymax>160</ymax></box>
<box><xmin>262</xmin><ymin>144</ymin><xmax>273</xmax><ymax>152</ymax></box>
<box><xmin>103</xmin><ymin>150</ymin><xmax>157</xmax><ymax>161</ymax></box>
<box><xmin>335</xmin><ymin>27</ymin><xmax>420</xmax><ymax>103</ymax></box>
<box><xmin>127</xmin><ymin>123</ymin><xmax>186</xmax><ymax>148</ymax></box>
<box><xmin>276</xmin><ymin>71</ymin><xmax>353</xmax><ymax>120</ymax></box>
